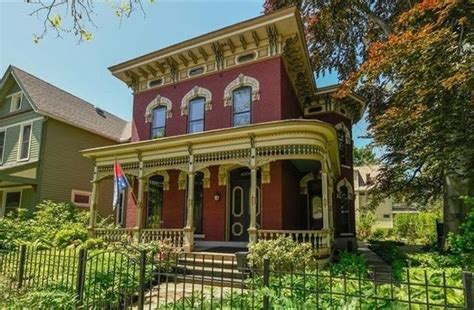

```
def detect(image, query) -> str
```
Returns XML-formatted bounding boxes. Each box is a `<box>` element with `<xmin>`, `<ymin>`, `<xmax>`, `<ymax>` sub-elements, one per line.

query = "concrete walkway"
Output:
<box><xmin>358</xmin><ymin>241</ymin><xmax>393</xmax><ymax>282</ymax></box>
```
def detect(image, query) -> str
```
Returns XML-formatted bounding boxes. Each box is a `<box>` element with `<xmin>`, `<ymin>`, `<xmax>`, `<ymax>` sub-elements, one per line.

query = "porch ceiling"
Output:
<box><xmin>82</xmin><ymin>119</ymin><xmax>340</xmax><ymax>178</ymax></box>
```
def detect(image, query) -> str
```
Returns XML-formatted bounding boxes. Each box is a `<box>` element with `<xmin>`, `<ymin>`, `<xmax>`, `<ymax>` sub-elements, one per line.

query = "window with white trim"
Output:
<box><xmin>232</xmin><ymin>86</ymin><xmax>252</xmax><ymax>127</ymax></box>
<box><xmin>71</xmin><ymin>190</ymin><xmax>92</xmax><ymax>208</ymax></box>
<box><xmin>116</xmin><ymin>190</ymin><xmax>126</xmax><ymax>227</ymax></box>
<box><xmin>188</xmin><ymin>97</ymin><xmax>205</xmax><ymax>133</ymax></box>
<box><xmin>0</xmin><ymin>130</ymin><xmax>5</xmax><ymax>164</ymax></box>
<box><xmin>151</xmin><ymin>106</ymin><xmax>166</xmax><ymax>138</ymax></box>
<box><xmin>10</xmin><ymin>93</ymin><xmax>22</xmax><ymax>112</ymax></box>
<box><xmin>4</xmin><ymin>191</ymin><xmax>21</xmax><ymax>217</ymax></box>
<box><xmin>18</xmin><ymin>124</ymin><xmax>32</xmax><ymax>161</ymax></box>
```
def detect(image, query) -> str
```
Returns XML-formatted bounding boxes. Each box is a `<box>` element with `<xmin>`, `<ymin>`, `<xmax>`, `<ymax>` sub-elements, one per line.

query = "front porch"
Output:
<box><xmin>82</xmin><ymin>120</ymin><xmax>342</xmax><ymax>255</ymax></box>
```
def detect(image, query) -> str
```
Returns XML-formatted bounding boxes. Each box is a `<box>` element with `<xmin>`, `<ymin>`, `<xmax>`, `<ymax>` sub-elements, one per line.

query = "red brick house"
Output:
<box><xmin>82</xmin><ymin>7</ymin><xmax>364</xmax><ymax>256</ymax></box>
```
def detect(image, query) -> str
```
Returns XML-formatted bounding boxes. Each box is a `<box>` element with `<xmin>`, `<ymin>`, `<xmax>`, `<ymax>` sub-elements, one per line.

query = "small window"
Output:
<box><xmin>71</xmin><ymin>190</ymin><xmax>91</xmax><ymax>208</ymax></box>
<box><xmin>10</xmin><ymin>93</ymin><xmax>22</xmax><ymax>112</ymax></box>
<box><xmin>4</xmin><ymin>191</ymin><xmax>21</xmax><ymax>217</ymax></box>
<box><xmin>188</xmin><ymin>97</ymin><xmax>205</xmax><ymax>133</ymax></box>
<box><xmin>237</xmin><ymin>52</ymin><xmax>256</xmax><ymax>63</ymax></box>
<box><xmin>383</xmin><ymin>214</ymin><xmax>391</xmax><ymax>219</ymax></box>
<box><xmin>0</xmin><ymin>130</ymin><xmax>5</xmax><ymax>165</ymax></box>
<box><xmin>232</xmin><ymin>87</ymin><xmax>251</xmax><ymax>127</ymax></box>
<box><xmin>151</xmin><ymin>106</ymin><xmax>166</xmax><ymax>138</ymax></box>
<box><xmin>340</xmin><ymin>108</ymin><xmax>346</xmax><ymax>115</ymax></box>
<box><xmin>189</xmin><ymin>66</ymin><xmax>205</xmax><ymax>77</ymax></box>
<box><xmin>18</xmin><ymin>124</ymin><xmax>32</xmax><ymax>161</ymax></box>
<box><xmin>148</xmin><ymin>79</ymin><xmax>163</xmax><ymax>88</ymax></box>
<box><xmin>337</xmin><ymin>129</ymin><xmax>348</xmax><ymax>165</ymax></box>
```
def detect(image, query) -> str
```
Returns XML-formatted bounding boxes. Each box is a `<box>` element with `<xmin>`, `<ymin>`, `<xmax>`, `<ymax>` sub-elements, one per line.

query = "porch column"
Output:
<box><xmin>135</xmin><ymin>159</ymin><xmax>146</xmax><ymax>242</ymax></box>
<box><xmin>321</xmin><ymin>168</ymin><xmax>329</xmax><ymax>230</ymax></box>
<box><xmin>184</xmin><ymin>149</ymin><xmax>195</xmax><ymax>252</ymax></box>
<box><xmin>88</xmin><ymin>164</ymin><xmax>99</xmax><ymax>237</ymax></box>
<box><xmin>248</xmin><ymin>138</ymin><xmax>258</xmax><ymax>243</ymax></box>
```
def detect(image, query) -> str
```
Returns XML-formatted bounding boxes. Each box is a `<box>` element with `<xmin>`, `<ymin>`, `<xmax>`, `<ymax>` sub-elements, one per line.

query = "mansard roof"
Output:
<box><xmin>0</xmin><ymin>65</ymin><xmax>131</xmax><ymax>142</ymax></box>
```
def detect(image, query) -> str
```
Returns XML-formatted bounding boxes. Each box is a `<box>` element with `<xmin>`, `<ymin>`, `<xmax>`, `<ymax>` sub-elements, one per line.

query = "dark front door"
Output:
<box><xmin>229</xmin><ymin>168</ymin><xmax>261</xmax><ymax>241</ymax></box>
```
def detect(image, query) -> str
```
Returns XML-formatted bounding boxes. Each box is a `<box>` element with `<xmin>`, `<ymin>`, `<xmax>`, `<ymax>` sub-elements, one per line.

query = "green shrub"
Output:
<box><xmin>54</xmin><ymin>224</ymin><xmax>89</xmax><ymax>247</ymax></box>
<box><xmin>393</xmin><ymin>210</ymin><xmax>441</xmax><ymax>245</ymax></box>
<box><xmin>331</xmin><ymin>251</ymin><xmax>369</xmax><ymax>277</ymax></box>
<box><xmin>247</xmin><ymin>237</ymin><xmax>316</xmax><ymax>272</ymax></box>
<box><xmin>356</xmin><ymin>211</ymin><xmax>377</xmax><ymax>240</ymax></box>
<box><xmin>10</xmin><ymin>287</ymin><xmax>76</xmax><ymax>309</ymax></box>
<box><xmin>448</xmin><ymin>197</ymin><xmax>474</xmax><ymax>270</ymax></box>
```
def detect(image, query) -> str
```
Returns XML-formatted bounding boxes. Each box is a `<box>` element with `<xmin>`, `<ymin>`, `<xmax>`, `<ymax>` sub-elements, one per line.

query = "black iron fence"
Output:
<box><xmin>0</xmin><ymin>245</ymin><xmax>472</xmax><ymax>309</ymax></box>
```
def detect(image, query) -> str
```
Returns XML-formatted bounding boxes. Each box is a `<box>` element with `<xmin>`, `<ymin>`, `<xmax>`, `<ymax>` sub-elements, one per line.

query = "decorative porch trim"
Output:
<box><xmin>223</xmin><ymin>74</ymin><xmax>260</xmax><ymax>107</ymax></box>
<box><xmin>300</xmin><ymin>172</ymin><xmax>318</xmax><ymax>195</ymax></box>
<box><xmin>144</xmin><ymin>95</ymin><xmax>173</xmax><ymax>122</ymax></box>
<box><xmin>261</xmin><ymin>163</ymin><xmax>270</xmax><ymax>184</ymax></box>
<box><xmin>336</xmin><ymin>178</ymin><xmax>353</xmax><ymax>200</ymax></box>
<box><xmin>178</xmin><ymin>167</ymin><xmax>211</xmax><ymax>190</ymax></box>
<box><xmin>181</xmin><ymin>86</ymin><xmax>212</xmax><ymax>116</ymax></box>
<box><xmin>145</xmin><ymin>170</ymin><xmax>170</xmax><ymax>190</ymax></box>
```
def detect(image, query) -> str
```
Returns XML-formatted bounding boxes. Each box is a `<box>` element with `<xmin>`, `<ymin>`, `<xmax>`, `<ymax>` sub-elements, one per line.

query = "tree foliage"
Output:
<box><xmin>265</xmin><ymin>1</ymin><xmax>473</xmax><ymax>208</ymax></box>
<box><xmin>353</xmin><ymin>145</ymin><xmax>379</xmax><ymax>166</ymax></box>
<box><xmin>25</xmin><ymin>0</ymin><xmax>155</xmax><ymax>43</ymax></box>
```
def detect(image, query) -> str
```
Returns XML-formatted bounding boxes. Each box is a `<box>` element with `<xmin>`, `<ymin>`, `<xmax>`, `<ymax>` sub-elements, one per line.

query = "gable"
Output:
<box><xmin>0</xmin><ymin>73</ymin><xmax>34</xmax><ymax>118</ymax></box>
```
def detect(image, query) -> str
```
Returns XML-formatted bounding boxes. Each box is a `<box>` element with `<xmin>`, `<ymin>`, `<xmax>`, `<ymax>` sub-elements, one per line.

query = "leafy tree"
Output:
<box><xmin>264</xmin><ymin>0</ymin><xmax>473</xmax><ymax>241</ymax></box>
<box><xmin>353</xmin><ymin>145</ymin><xmax>379</xmax><ymax>166</ymax></box>
<box><xmin>25</xmin><ymin>0</ymin><xmax>155</xmax><ymax>43</ymax></box>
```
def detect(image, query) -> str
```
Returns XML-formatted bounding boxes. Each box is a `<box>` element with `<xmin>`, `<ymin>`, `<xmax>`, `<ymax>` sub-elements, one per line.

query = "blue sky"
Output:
<box><xmin>0</xmin><ymin>0</ymin><xmax>369</xmax><ymax>147</ymax></box>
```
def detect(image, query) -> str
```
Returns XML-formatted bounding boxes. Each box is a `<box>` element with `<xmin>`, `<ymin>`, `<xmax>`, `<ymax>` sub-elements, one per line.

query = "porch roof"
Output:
<box><xmin>81</xmin><ymin>119</ymin><xmax>341</xmax><ymax>177</ymax></box>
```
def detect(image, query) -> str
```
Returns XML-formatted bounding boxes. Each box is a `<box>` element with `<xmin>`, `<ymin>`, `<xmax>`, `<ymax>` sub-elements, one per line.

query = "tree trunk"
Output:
<box><xmin>442</xmin><ymin>167</ymin><xmax>473</xmax><ymax>249</ymax></box>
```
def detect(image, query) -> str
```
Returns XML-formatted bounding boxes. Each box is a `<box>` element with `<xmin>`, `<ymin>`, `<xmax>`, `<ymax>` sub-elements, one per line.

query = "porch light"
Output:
<box><xmin>214</xmin><ymin>192</ymin><xmax>221</xmax><ymax>201</ymax></box>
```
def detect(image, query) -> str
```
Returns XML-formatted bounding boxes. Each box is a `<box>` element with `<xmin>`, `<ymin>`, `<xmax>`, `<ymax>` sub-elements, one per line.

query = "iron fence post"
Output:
<box><xmin>138</xmin><ymin>249</ymin><xmax>147</xmax><ymax>310</ymax></box>
<box><xmin>463</xmin><ymin>271</ymin><xmax>473</xmax><ymax>310</ymax></box>
<box><xmin>17</xmin><ymin>244</ymin><xmax>27</xmax><ymax>289</ymax></box>
<box><xmin>76</xmin><ymin>248</ymin><xmax>87</xmax><ymax>307</ymax></box>
<box><xmin>263</xmin><ymin>256</ymin><xmax>270</xmax><ymax>310</ymax></box>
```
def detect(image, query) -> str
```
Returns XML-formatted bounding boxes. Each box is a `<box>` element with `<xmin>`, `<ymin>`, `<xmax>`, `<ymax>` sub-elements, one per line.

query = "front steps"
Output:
<box><xmin>173</xmin><ymin>252</ymin><xmax>247</xmax><ymax>287</ymax></box>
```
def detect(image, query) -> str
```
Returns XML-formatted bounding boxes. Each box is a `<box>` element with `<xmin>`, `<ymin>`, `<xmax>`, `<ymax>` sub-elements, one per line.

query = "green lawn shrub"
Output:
<box><xmin>247</xmin><ymin>237</ymin><xmax>317</xmax><ymax>272</ymax></box>
<box><xmin>448</xmin><ymin>197</ymin><xmax>474</xmax><ymax>270</ymax></box>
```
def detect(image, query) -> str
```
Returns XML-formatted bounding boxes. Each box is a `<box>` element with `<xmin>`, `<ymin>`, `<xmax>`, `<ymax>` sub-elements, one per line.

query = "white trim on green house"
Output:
<box><xmin>0</xmin><ymin>187</ymin><xmax>24</xmax><ymax>218</ymax></box>
<box><xmin>0</xmin><ymin>129</ymin><xmax>5</xmax><ymax>165</ymax></box>
<box><xmin>17</xmin><ymin>122</ymin><xmax>32</xmax><ymax>162</ymax></box>
<box><xmin>70</xmin><ymin>189</ymin><xmax>92</xmax><ymax>208</ymax></box>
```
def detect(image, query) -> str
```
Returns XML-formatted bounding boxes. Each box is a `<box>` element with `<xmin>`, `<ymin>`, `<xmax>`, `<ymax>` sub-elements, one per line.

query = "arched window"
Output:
<box><xmin>339</xmin><ymin>185</ymin><xmax>351</xmax><ymax>232</ymax></box>
<box><xmin>337</xmin><ymin>178</ymin><xmax>353</xmax><ymax>233</ymax></box>
<box><xmin>335</xmin><ymin>123</ymin><xmax>351</xmax><ymax>166</ymax></box>
<box><xmin>232</xmin><ymin>86</ymin><xmax>252</xmax><ymax>126</ymax></box>
<box><xmin>188</xmin><ymin>97</ymin><xmax>205</xmax><ymax>133</ymax></box>
<box><xmin>151</xmin><ymin>106</ymin><xmax>166</xmax><ymax>138</ymax></box>
<box><xmin>147</xmin><ymin>175</ymin><xmax>164</xmax><ymax>228</ymax></box>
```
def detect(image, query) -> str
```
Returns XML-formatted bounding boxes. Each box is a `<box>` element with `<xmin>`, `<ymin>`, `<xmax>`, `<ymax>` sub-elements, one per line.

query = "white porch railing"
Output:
<box><xmin>257</xmin><ymin>229</ymin><xmax>332</xmax><ymax>255</ymax></box>
<box><xmin>93</xmin><ymin>228</ymin><xmax>135</xmax><ymax>243</ymax></box>
<box><xmin>92</xmin><ymin>228</ymin><xmax>185</xmax><ymax>249</ymax></box>
<box><xmin>140</xmin><ymin>228</ymin><xmax>184</xmax><ymax>248</ymax></box>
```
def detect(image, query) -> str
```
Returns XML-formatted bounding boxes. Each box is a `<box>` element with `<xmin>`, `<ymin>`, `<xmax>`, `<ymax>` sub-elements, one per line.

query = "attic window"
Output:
<box><xmin>10</xmin><ymin>93</ymin><xmax>22</xmax><ymax>112</ymax></box>
<box><xmin>189</xmin><ymin>66</ymin><xmax>205</xmax><ymax>77</ymax></box>
<box><xmin>237</xmin><ymin>52</ymin><xmax>256</xmax><ymax>63</ymax></box>
<box><xmin>148</xmin><ymin>78</ymin><xmax>163</xmax><ymax>88</ymax></box>
<box><xmin>95</xmin><ymin>107</ymin><xmax>106</xmax><ymax>118</ymax></box>
<box><xmin>340</xmin><ymin>108</ymin><xmax>346</xmax><ymax>115</ymax></box>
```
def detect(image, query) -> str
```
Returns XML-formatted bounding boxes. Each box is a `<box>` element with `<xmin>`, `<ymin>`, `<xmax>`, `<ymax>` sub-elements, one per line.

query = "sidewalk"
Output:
<box><xmin>358</xmin><ymin>241</ymin><xmax>393</xmax><ymax>282</ymax></box>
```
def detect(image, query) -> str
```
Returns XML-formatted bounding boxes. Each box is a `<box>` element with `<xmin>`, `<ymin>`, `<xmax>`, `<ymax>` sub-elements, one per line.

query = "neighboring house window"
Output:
<box><xmin>116</xmin><ymin>190</ymin><xmax>126</xmax><ymax>227</ymax></box>
<box><xmin>3</xmin><ymin>191</ymin><xmax>21</xmax><ymax>217</ymax></box>
<box><xmin>151</xmin><ymin>106</ymin><xmax>166</xmax><ymax>138</ymax></box>
<box><xmin>18</xmin><ymin>124</ymin><xmax>32</xmax><ymax>161</ymax></box>
<box><xmin>71</xmin><ymin>190</ymin><xmax>92</xmax><ymax>207</ymax></box>
<box><xmin>10</xmin><ymin>93</ymin><xmax>22</xmax><ymax>112</ymax></box>
<box><xmin>0</xmin><ymin>130</ymin><xmax>5</xmax><ymax>164</ymax></box>
<box><xmin>188</xmin><ymin>97</ymin><xmax>205</xmax><ymax>133</ymax></box>
<box><xmin>232</xmin><ymin>86</ymin><xmax>252</xmax><ymax>127</ymax></box>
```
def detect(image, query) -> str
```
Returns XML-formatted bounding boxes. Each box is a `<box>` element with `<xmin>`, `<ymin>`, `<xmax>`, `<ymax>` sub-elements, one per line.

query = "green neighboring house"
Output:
<box><xmin>0</xmin><ymin>65</ymin><xmax>130</xmax><ymax>218</ymax></box>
